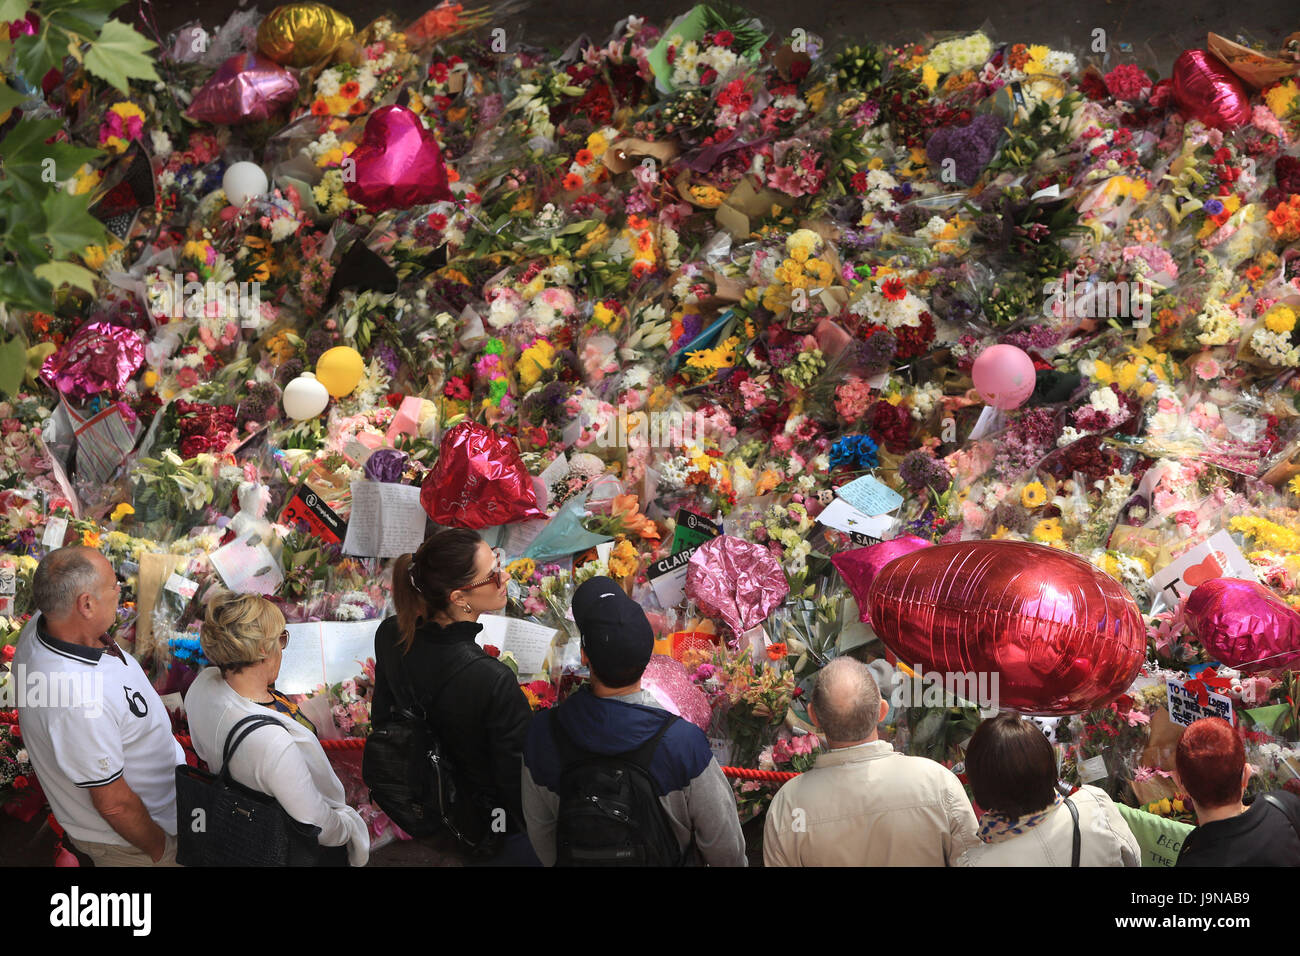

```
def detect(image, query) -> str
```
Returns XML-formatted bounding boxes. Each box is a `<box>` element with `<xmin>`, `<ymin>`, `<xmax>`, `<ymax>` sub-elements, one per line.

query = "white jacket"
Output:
<box><xmin>956</xmin><ymin>785</ymin><xmax>1140</xmax><ymax>867</ymax></box>
<box><xmin>184</xmin><ymin>668</ymin><xmax>369</xmax><ymax>866</ymax></box>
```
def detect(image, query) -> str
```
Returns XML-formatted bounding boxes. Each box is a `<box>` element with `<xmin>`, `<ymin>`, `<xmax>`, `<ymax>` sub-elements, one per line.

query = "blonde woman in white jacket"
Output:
<box><xmin>184</xmin><ymin>592</ymin><xmax>369</xmax><ymax>866</ymax></box>
<box><xmin>957</xmin><ymin>712</ymin><xmax>1139</xmax><ymax>867</ymax></box>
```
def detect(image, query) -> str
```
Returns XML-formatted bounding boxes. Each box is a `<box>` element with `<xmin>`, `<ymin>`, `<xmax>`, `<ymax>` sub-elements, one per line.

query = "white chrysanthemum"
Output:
<box><xmin>1043</xmin><ymin>50</ymin><xmax>1077</xmax><ymax>75</ymax></box>
<box><xmin>316</xmin><ymin>69</ymin><xmax>342</xmax><ymax>97</ymax></box>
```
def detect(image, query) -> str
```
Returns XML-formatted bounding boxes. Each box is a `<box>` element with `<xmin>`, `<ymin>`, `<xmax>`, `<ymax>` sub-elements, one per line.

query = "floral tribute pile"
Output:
<box><xmin>4</xmin><ymin>1</ymin><xmax>1300</xmax><ymax>852</ymax></box>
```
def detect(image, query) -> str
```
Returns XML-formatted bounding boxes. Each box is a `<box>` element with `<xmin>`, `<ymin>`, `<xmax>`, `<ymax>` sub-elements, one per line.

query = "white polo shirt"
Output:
<box><xmin>12</xmin><ymin>614</ymin><xmax>183</xmax><ymax>846</ymax></box>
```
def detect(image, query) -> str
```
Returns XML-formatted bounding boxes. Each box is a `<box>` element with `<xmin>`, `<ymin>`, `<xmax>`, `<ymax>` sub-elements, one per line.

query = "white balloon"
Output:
<box><xmin>282</xmin><ymin>372</ymin><xmax>330</xmax><ymax>421</ymax></box>
<box><xmin>222</xmin><ymin>161</ymin><xmax>269</xmax><ymax>206</ymax></box>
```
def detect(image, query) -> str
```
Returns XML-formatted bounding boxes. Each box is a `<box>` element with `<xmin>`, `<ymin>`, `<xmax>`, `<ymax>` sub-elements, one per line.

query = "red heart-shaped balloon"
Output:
<box><xmin>344</xmin><ymin>105</ymin><xmax>453</xmax><ymax>212</ymax></box>
<box><xmin>1172</xmin><ymin>49</ymin><xmax>1251</xmax><ymax>131</ymax></box>
<box><xmin>1182</xmin><ymin>551</ymin><xmax>1226</xmax><ymax>588</ymax></box>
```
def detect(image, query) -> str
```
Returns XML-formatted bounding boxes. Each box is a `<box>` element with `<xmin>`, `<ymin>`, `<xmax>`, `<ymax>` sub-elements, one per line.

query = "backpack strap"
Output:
<box><xmin>219</xmin><ymin>714</ymin><xmax>287</xmax><ymax>783</ymax></box>
<box><xmin>1262</xmin><ymin>792</ymin><xmax>1300</xmax><ymax>844</ymax></box>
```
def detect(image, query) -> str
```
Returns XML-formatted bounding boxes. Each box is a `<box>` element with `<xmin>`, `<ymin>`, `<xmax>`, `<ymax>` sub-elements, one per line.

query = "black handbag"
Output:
<box><xmin>363</xmin><ymin>650</ymin><xmax>500</xmax><ymax>852</ymax></box>
<box><xmin>176</xmin><ymin>714</ymin><xmax>335</xmax><ymax>867</ymax></box>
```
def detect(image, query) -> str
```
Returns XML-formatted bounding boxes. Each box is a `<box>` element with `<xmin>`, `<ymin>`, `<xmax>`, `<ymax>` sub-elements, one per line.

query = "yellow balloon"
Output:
<box><xmin>314</xmin><ymin>346</ymin><xmax>365</xmax><ymax>398</ymax></box>
<box><xmin>257</xmin><ymin>2</ymin><xmax>354</xmax><ymax>68</ymax></box>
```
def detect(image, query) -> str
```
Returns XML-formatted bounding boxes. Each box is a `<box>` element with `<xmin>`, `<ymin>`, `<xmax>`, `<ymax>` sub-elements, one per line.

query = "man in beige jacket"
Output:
<box><xmin>764</xmin><ymin>657</ymin><xmax>980</xmax><ymax>866</ymax></box>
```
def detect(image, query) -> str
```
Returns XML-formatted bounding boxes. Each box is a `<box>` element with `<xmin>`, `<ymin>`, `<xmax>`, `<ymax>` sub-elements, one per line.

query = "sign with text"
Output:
<box><xmin>671</xmin><ymin>509</ymin><xmax>720</xmax><ymax>555</ymax></box>
<box><xmin>1166</xmin><ymin>677</ymin><xmax>1234</xmax><ymax>728</ymax></box>
<box><xmin>1148</xmin><ymin>530</ymin><xmax>1254</xmax><ymax>604</ymax></box>
<box><xmin>279</xmin><ymin>484</ymin><xmax>347</xmax><ymax>545</ymax></box>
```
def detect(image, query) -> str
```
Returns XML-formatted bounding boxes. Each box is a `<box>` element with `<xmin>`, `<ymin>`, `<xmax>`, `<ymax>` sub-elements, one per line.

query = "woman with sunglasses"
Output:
<box><xmin>184</xmin><ymin>591</ymin><xmax>369</xmax><ymax>865</ymax></box>
<box><xmin>372</xmin><ymin>527</ymin><xmax>538</xmax><ymax>865</ymax></box>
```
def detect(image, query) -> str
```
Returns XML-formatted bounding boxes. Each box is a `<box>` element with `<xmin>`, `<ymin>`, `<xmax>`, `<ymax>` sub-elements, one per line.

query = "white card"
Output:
<box><xmin>163</xmin><ymin>572</ymin><xmax>198</xmax><ymax>600</ymax></box>
<box><xmin>817</xmin><ymin>498</ymin><xmax>895</xmax><ymax>538</ymax></box>
<box><xmin>1147</xmin><ymin>530</ymin><xmax>1255</xmax><ymax>603</ymax></box>
<box><xmin>1079</xmin><ymin>754</ymin><xmax>1108</xmax><ymax>783</ymax></box>
<box><xmin>42</xmin><ymin>516</ymin><xmax>68</xmax><ymax>549</ymax></box>
<box><xmin>476</xmin><ymin>615</ymin><xmax>559</xmax><ymax>677</ymax></box>
<box><xmin>209</xmin><ymin>535</ymin><xmax>283</xmax><ymax>596</ymax></box>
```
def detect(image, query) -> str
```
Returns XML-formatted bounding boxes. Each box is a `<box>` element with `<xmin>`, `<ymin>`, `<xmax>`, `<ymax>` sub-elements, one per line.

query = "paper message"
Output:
<box><xmin>476</xmin><ymin>615</ymin><xmax>559</xmax><ymax>677</ymax></box>
<box><xmin>1148</xmin><ymin>530</ymin><xmax>1255</xmax><ymax>603</ymax></box>
<box><xmin>647</xmin><ymin>546</ymin><xmax>698</xmax><ymax>608</ymax></box>
<box><xmin>1166</xmin><ymin>677</ymin><xmax>1234</xmax><ymax>728</ymax></box>
<box><xmin>1078</xmin><ymin>754</ymin><xmax>1108</xmax><ymax>783</ymax></box>
<box><xmin>163</xmin><ymin>572</ymin><xmax>198</xmax><ymax>600</ymax></box>
<box><xmin>817</xmin><ymin>498</ymin><xmax>896</xmax><ymax>538</ymax></box>
<box><xmin>342</xmin><ymin>481</ymin><xmax>427</xmax><ymax>558</ymax></box>
<box><xmin>209</xmin><ymin>535</ymin><xmax>283</xmax><ymax>596</ymax></box>
<box><xmin>42</xmin><ymin>516</ymin><xmax>68</xmax><ymax>550</ymax></box>
<box><xmin>502</xmin><ymin>518</ymin><xmax>548</xmax><ymax>559</ymax></box>
<box><xmin>835</xmin><ymin>474</ymin><xmax>903</xmax><ymax>517</ymax></box>
<box><xmin>277</xmin><ymin>619</ymin><xmax>381</xmax><ymax>694</ymax></box>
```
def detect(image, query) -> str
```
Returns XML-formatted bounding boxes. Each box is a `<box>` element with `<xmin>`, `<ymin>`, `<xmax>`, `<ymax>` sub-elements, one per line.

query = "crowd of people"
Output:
<box><xmin>13</xmin><ymin>539</ymin><xmax>1300</xmax><ymax>867</ymax></box>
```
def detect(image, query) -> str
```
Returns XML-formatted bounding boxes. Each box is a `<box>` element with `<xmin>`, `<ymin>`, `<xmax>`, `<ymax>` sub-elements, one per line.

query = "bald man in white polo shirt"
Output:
<box><xmin>13</xmin><ymin>546</ymin><xmax>183</xmax><ymax>866</ymax></box>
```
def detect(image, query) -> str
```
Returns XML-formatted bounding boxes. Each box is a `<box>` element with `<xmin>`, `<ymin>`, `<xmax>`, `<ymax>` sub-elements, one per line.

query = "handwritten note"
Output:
<box><xmin>476</xmin><ymin>615</ymin><xmax>559</xmax><ymax>677</ymax></box>
<box><xmin>342</xmin><ymin>481</ymin><xmax>427</xmax><ymax>558</ymax></box>
<box><xmin>1167</xmin><ymin>677</ymin><xmax>1234</xmax><ymax>728</ymax></box>
<box><xmin>163</xmin><ymin>572</ymin><xmax>198</xmax><ymax>600</ymax></box>
<box><xmin>209</xmin><ymin>535</ymin><xmax>283</xmax><ymax>596</ymax></box>
<box><xmin>816</xmin><ymin>498</ymin><xmax>896</xmax><ymax>538</ymax></box>
<box><xmin>277</xmin><ymin>619</ymin><xmax>381</xmax><ymax>694</ymax></box>
<box><xmin>835</xmin><ymin>475</ymin><xmax>903</xmax><ymax>517</ymax></box>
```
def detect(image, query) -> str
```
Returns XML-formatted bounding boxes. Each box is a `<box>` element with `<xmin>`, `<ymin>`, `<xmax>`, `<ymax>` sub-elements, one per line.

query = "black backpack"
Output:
<box><xmin>362</xmin><ymin>649</ymin><xmax>499</xmax><ymax>852</ymax></box>
<box><xmin>550</xmin><ymin>712</ymin><xmax>687</xmax><ymax>867</ymax></box>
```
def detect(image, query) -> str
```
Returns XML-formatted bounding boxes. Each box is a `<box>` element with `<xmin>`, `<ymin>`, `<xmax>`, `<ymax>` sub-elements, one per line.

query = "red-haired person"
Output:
<box><xmin>1174</xmin><ymin>717</ymin><xmax>1300</xmax><ymax>866</ymax></box>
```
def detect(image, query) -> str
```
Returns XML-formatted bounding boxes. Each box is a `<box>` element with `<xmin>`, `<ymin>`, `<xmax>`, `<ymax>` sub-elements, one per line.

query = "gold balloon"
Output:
<box><xmin>257</xmin><ymin>3</ymin><xmax>354</xmax><ymax>68</ymax></box>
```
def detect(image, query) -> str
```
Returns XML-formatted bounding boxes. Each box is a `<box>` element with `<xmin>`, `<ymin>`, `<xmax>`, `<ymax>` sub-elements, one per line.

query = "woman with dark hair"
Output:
<box><xmin>957</xmin><ymin>712</ymin><xmax>1139</xmax><ymax>867</ymax></box>
<box><xmin>371</xmin><ymin>528</ymin><xmax>537</xmax><ymax>865</ymax></box>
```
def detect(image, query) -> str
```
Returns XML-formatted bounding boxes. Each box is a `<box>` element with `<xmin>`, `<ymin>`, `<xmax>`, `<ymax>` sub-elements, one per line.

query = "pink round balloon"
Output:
<box><xmin>640</xmin><ymin>654</ymin><xmax>712</xmax><ymax>731</ymax></box>
<box><xmin>344</xmin><ymin>105</ymin><xmax>454</xmax><ymax>211</ymax></box>
<box><xmin>972</xmin><ymin>344</ymin><xmax>1036</xmax><ymax>410</ymax></box>
<box><xmin>1172</xmin><ymin>50</ymin><xmax>1251</xmax><ymax>131</ymax></box>
<box><xmin>1184</xmin><ymin>578</ymin><xmax>1300</xmax><ymax>672</ymax></box>
<box><xmin>866</xmin><ymin>540</ymin><xmax>1145</xmax><ymax>715</ymax></box>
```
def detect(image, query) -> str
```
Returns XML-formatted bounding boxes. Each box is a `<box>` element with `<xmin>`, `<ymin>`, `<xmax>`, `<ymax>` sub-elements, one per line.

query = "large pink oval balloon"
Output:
<box><xmin>1184</xmin><ymin>578</ymin><xmax>1300</xmax><ymax>672</ymax></box>
<box><xmin>831</xmin><ymin>535</ymin><xmax>932</xmax><ymax>624</ymax></box>
<box><xmin>344</xmin><ymin>105</ymin><xmax>453</xmax><ymax>211</ymax></box>
<box><xmin>972</xmin><ymin>344</ymin><xmax>1036</xmax><ymax>410</ymax></box>
<box><xmin>640</xmin><ymin>654</ymin><xmax>712</xmax><ymax>731</ymax></box>
<box><xmin>187</xmin><ymin>52</ymin><xmax>299</xmax><ymax>125</ymax></box>
<box><xmin>1172</xmin><ymin>50</ymin><xmax>1251</xmax><ymax>130</ymax></box>
<box><xmin>866</xmin><ymin>541</ymin><xmax>1145</xmax><ymax>715</ymax></box>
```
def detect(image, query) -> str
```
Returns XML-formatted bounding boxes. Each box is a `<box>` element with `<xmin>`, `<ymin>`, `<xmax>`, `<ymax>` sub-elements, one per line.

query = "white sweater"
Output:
<box><xmin>184</xmin><ymin>668</ymin><xmax>369</xmax><ymax>866</ymax></box>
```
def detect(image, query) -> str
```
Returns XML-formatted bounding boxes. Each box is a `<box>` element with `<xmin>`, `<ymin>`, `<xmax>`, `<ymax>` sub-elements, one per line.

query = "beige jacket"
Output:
<box><xmin>955</xmin><ymin>785</ymin><xmax>1140</xmax><ymax>867</ymax></box>
<box><xmin>763</xmin><ymin>740</ymin><xmax>980</xmax><ymax>866</ymax></box>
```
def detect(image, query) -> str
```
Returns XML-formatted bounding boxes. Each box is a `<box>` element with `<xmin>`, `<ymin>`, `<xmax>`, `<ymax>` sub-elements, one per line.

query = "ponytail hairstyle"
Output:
<box><xmin>392</xmin><ymin>527</ymin><xmax>483</xmax><ymax>653</ymax></box>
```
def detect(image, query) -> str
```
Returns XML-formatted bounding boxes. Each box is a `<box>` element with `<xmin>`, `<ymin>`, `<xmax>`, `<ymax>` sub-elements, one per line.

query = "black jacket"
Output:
<box><xmin>1175</xmin><ymin>790</ymin><xmax>1300</xmax><ymax>866</ymax></box>
<box><xmin>371</xmin><ymin>616</ymin><xmax>533</xmax><ymax>830</ymax></box>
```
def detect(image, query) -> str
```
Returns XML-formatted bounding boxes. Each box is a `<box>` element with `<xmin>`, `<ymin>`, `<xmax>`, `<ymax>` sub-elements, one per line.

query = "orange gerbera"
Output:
<box><xmin>765</xmin><ymin>642</ymin><xmax>787</xmax><ymax>661</ymax></box>
<box><xmin>349</xmin><ymin>99</ymin><xmax>367</xmax><ymax>115</ymax></box>
<box><xmin>575</xmin><ymin>148</ymin><xmax>594</xmax><ymax>166</ymax></box>
<box><xmin>340</xmin><ymin>80</ymin><xmax>361</xmax><ymax>99</ymax></box>
<box><xmin>562</xmin><ymin>172</ymin><xmax>584</xmax><ymax>191</ymax></box>
<box><xmin>310</xmin><ymin>99</ymin><xmax>331</xmax><ymax>116</ymax></box>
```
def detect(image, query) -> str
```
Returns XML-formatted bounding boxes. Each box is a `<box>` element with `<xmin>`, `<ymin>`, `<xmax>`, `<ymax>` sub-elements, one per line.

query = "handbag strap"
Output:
<box><xmin>1262</xmin><ymin>792</ymin><xmax>1300</xmax><ymax>844</ymax></box>
<box><xmin>220</xmin><ymin>714</ymin><xmax>288</xmax><ymax>783</ymax></box>
<box><xmin>1063</xmin><ymin>796</ymin><xmax>1081</xmax><ymax>867</ymax></box>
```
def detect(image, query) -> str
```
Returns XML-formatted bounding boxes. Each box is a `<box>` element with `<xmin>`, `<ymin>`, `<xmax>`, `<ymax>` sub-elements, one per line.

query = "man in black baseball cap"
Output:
<box><xmin>520</xmin><ymin>577</ymin><xmax>745</xmax><ymax>866</ymax></box>
<box><xmin>571</xmin><ymin>576</ymin><xmax>655</xmax><ymax>692</ymax></box>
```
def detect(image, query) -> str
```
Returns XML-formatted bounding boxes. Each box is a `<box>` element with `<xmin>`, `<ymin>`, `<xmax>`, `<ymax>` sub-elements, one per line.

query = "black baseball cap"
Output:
<box><xmin>572</xmin><ymin>576</ymin><xmax>654</xmax><ymax>685</ymax></box>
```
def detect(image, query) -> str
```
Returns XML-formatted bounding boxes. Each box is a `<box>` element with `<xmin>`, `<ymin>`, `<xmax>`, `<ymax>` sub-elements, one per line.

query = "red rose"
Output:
<box><xmin>13</xmin><ymin>775</ymin><xmax>28</xmax><ymax>790</ymax></box>
<box><xmin>1</xmin><ymin>644</ymin><xmax>15</xmax><ymax>662</ymax></box>
<box><xmin>713</xmin><ymin>30</ymin><xmax>734</xmax><ymax>47</ymax></box>
<box><xmin>483</xmin><ymin>644</ymin><xmax>500</xmax><ymax>658</ymax></box>
<box><xmin>385</xmin><ymin>392</ymin><xmax>405</xmax><ymax>410</ymax></box>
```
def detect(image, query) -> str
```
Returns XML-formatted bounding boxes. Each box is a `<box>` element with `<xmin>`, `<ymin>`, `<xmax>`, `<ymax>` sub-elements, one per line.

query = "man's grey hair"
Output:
<box><xmin>811</xmin><ymin>657</ymin><xmax>882</xmax><ymax>743</ymax></box>
<box><xmin>33</xmin><ymin>547</ymin><xmax>104</xmax><ymax>618</ymax></box>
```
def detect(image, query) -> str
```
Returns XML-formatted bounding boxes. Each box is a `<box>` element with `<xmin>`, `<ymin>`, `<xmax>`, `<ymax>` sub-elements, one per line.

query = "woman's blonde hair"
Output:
<box><xmin>200</xmin><ymin>590</ymin><xmax>286</xmax><ymax>675</ymax></box>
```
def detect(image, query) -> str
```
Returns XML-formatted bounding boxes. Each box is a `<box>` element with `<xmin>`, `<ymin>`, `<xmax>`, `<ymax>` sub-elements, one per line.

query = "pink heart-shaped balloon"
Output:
<box><xmin>344</xmin><ymin>105</ymin><xmax>453</xmax><ymax>212</ymax></box>
<box><xmin>1185</xmin><ymin>578</ymin><xmax>1300</xmax><ymax>672</ymax></box>
<box><xmin>187</xmin><ymin>52</ymin><xmax>299</xmax><ymax>125</ymax></box>
<box><xmin>1172</xmin><ymin>49</ymin><xmax>1251</xmax><ymax>131</ymax></box>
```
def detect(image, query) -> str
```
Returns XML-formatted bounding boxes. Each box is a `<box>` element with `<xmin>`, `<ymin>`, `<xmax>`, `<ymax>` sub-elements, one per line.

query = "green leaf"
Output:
<box><xmin>0</xmin><ymin>82</ymin><xmax>25</xmax><ymax>117</ymax></box>
<box><xmin>0</xmin><ymin>116</ymin><xmax>64</xmax><ymax>165</ymax></box>
<box><xmin>83</xmin><ymin>19</ymin><xmax>159</xmax><ymax>94</ymax></box>
<box><xmin>0</xmin><ymin>332</ymin><xmax>27</xmax><ymax>398</ymax></box>
<box><xmin>12</xmin><ymin>24</ymin><xmax>66</xmax><ymax>87</ymax></box>
<box><xmin>34</xmin><ymin>260</ymin><xmax>97</xmax><ymax>293</ymax></box>
<box><xmin>0</xmin><ymin>266</ymin><xmax>52</xmax><ymax>314</ymax></box>
<box><xmin>0</xmin><ymin>0</ymin><xmax>29</xmax><ymax>19</ymax></box>
<box><xmin>40</xmin><ymin>187</ymin><xmax>107</xmax><ymax>256</ymax></box>
<box><xmin>39</xmin><ymin>0</ymin><xmax>119</xmax><ymax>37</ymax></box>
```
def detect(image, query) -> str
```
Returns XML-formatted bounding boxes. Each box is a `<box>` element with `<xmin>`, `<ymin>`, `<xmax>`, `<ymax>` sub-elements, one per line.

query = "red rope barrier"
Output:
<box><xmin>721</xmin><ymin>766</ymin><xmax>798</xmax><ymax>782</ymax></box>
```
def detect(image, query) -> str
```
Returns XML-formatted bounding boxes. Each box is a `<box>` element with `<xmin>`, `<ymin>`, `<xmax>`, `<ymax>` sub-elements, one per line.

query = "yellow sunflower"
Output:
<box><xmin>1021</xmin><ymin>481</ymin><xmax>1048</xmax><ymax>508</ymax></box>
